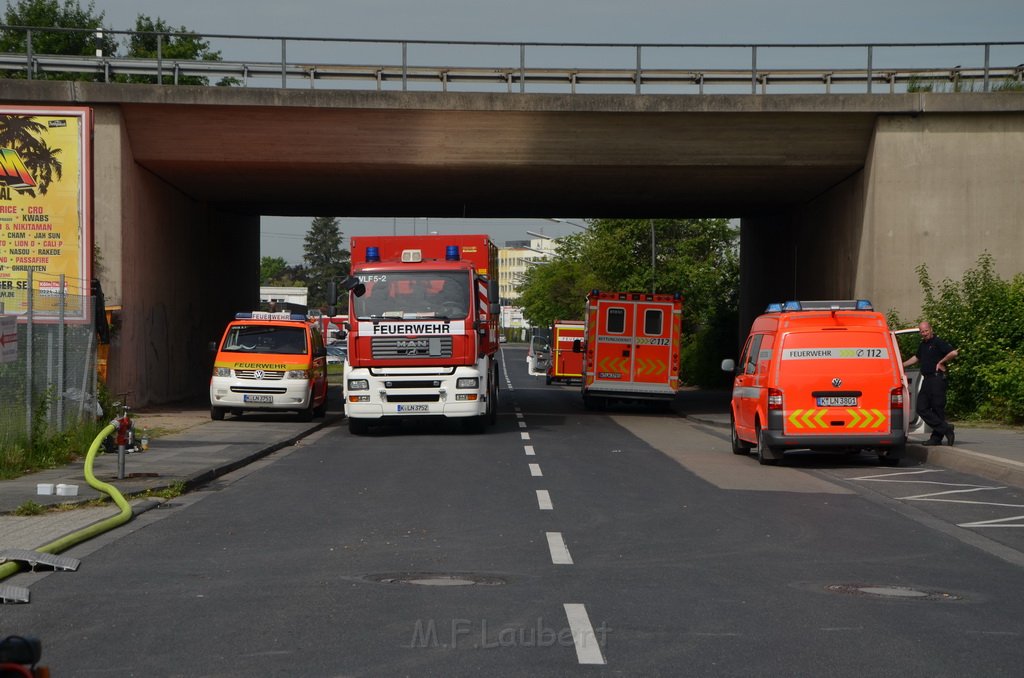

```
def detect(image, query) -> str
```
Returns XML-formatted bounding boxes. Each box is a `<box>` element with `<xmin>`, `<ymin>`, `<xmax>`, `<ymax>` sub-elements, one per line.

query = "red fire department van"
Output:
<box><xmin>722</xmin><ymin>299</ymin><xmax>909</xmax><ymax>466</ymax></box>
<box><xmin>577</xmin><ymin>291</ymin><xmax>683</xmax><ymax>409</ymax></box>
<box><xmin>547</xmin><ymin>320</ymin><xmax>584</xmax><ymax>385</ymax></box>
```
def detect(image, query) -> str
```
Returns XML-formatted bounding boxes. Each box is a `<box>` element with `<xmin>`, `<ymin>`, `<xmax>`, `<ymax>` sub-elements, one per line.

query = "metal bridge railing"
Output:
<box><xmin>1</xmin><ymin>26</ymin><xmax>1023</xmax><ymax>95</ymax></box>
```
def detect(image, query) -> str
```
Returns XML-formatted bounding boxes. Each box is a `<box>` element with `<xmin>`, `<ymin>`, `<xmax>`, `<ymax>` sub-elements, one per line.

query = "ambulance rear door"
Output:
<box><xmin>631</xmin><ymin>300</ymin><xmax>677</xmax><ymax>393</ymax></box>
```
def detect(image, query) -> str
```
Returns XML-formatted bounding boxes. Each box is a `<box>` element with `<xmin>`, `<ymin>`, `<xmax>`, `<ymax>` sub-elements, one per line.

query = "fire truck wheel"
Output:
<box><xmin>488</xmin><ymin>386</ymin><xmax>498</xmax><ymax>425</ymax></box>
<box><xmin>210</xmin><ymin>406</ymin><xmax>226</xmax><ymax>421</ymax></box>
<box><xmin>730</xmin><ymin>414</ymin><xmax>752</xmax><ymax>454</ymax></box>
<box><xmin>756</xmin><ymin>426</ymin><xmax>780</xmax><ymax>466</ymax></box>
<box><xmin>348</xmin><ymin>418</ymin><xmax>369</xmax><ymax>435</ymax></box>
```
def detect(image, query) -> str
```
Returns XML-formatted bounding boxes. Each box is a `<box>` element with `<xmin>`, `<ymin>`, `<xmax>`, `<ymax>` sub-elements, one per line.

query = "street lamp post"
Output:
<box><xmin>650</xmin><ymin>218</ymin><xmax>655</xmax><ymax>293</ymax></box>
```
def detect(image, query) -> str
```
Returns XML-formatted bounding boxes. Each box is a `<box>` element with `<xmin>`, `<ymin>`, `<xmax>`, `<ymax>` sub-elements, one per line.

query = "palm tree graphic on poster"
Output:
<box><xmin>0</xmin><ymin>114</ymin><xmax>63</xmax><ymax>196</ymax></box>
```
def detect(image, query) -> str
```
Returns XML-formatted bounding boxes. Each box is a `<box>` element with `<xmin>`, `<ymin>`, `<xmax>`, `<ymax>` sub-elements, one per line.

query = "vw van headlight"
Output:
<box><xmin>286</xmin><ymin>369</ymin><xmax>310</xmax><ymax>379</ymax></box>
<box><xmin>213</xmin><ymin>367</ymin><xmax>231</xmax><ymax>377</ymax></box>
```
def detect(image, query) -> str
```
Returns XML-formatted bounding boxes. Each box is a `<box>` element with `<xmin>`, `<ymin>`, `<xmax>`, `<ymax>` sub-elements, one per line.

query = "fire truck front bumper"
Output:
<box><xmin>344</xmin><ymin>369</ymin><xmax>487</xmax><ymax>419</ymax></box>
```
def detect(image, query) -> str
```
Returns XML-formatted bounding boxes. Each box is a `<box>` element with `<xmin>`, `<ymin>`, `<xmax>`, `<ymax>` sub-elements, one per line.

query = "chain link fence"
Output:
<box><xmin>0</xmin><ymin>271</ymin><xmax>100</xmax><ymax>457</ymax></box>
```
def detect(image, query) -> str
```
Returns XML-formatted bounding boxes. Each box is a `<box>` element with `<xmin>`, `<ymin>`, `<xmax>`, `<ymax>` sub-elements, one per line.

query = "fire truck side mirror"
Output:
<box><xmin>340</xmin><ymin>276</ymin><xmax>366</xmax><ymax>297</ymax></box>
<box><xmin>572</xmin><ymin>339</ymin><xmax>582</xmax><ymax>353</ymax></box>
<box><xmin>326</xmin><ymin>281</ymin><xmax>337</xmax><ymax>305</ymax></box>
<box><xmin>487</xmin><ymin>278</ymin><xmax>499</xmax><ymax>313</ymax></box>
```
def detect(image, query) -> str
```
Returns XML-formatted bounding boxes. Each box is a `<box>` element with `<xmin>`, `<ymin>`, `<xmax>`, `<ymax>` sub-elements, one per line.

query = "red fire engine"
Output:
<box><xmin>577</xmin><ymin>290</ymin><xmax>683</xmax><ymax>409</ymax></box>
<box><xmin>343</xmin><ymin>235</ymin><xmax>500</xmax><ymax>434</ymax></box>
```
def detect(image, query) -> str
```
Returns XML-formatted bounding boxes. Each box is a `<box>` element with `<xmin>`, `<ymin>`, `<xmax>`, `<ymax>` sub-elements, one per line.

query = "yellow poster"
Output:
<box><xmin>0</xmin><ymin>106</ymin><xmax>91</xmax><ymax>321</ymax></box>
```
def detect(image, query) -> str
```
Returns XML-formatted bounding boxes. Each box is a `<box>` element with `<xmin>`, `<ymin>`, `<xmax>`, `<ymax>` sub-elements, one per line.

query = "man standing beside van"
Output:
<box><xmin>903</xmin><ymin>321</ymin><xmax>959</xmax><ymax>446</ymax></box>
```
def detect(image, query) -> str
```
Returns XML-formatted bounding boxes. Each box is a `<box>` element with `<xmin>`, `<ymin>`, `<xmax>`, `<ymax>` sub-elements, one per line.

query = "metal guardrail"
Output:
<box><xmin>1</xmin><ymin>26</ymin><xmax>1023</xmax><ymax>94</ymax></box>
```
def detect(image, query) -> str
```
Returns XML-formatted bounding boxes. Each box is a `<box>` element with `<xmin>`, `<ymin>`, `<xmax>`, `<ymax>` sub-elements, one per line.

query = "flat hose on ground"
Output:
<box><xmin>0</xmin><ymin>423</ymin><xmax>132</xmax><ymax>582</ymax></box>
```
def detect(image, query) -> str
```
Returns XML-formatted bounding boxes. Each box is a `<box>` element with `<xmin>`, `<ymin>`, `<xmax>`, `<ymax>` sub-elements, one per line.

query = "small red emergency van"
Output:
<box><xmin>722</xmin><ymin>300</ymin><xmax>908</xmax><ymax>466</ymax></box>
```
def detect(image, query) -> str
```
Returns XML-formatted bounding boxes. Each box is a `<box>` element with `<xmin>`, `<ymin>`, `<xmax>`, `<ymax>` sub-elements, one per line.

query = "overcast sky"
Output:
<box><xmin>90</xmin><ymin>1</ymin><xmax>1024</xmax><ymax>262</ymax></box>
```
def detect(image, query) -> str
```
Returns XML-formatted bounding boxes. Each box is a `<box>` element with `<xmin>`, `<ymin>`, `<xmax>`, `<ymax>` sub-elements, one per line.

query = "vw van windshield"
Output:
<box><xmin>222</xmin><ymin>325</ymin><xmax>308</xmax><ymax>355</ymax></box>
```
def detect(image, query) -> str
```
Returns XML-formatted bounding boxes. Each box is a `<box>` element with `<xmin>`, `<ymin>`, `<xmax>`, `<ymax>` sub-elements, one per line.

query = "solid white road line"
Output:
<box><xmin>524</xmin><ymin>445</ymin><xmax>536</xmax><ymax>456</ymax></box>
<box><xmin>563</xmin><ymin>603</ymin><xmax>606</xmax><ymax>665</ymax></box>
<box><xmin>546</xmin><ymin>532</ymin><xmax>573</xmax><ymax>564</ymax></box>
<box><xmin>529</xmin><ymin>463</ymin><xmax>543</xmax><ymax>477</ymax></box>
<box><xmin>536</xmin><ymin>490</ymin><xmax>553</xmax><ymax>510</ymax></box>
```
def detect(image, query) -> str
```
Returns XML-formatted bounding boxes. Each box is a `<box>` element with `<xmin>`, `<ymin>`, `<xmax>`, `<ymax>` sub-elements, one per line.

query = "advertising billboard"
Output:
<box><xmin>0</xmin><ymin>106</ymin><xmax>92</xmax><ymax>321</ymax></box>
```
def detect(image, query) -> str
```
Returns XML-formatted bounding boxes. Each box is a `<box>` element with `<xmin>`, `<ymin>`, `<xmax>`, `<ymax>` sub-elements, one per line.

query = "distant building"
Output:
<box><xmin>497</xmin><ymin>237</ymin><xmax>557</xmax><ymax>306</ymax></box>
<box><xmin>260</xmin><ymin>286</ymin><xmax>308</xmax><ymax>313</ymax></box>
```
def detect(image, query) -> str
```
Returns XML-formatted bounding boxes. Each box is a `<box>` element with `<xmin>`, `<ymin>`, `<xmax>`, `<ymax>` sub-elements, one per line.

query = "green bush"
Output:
<box><xmin>911</xmin><ymin>252</ymin><xmax>1024</xmax><ymax>424</ymax></box>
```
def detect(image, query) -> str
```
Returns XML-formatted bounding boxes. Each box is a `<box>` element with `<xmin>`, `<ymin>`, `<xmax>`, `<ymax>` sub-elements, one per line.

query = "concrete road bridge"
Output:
<box><xmin>1</xmin><ymin>78</ymin><xmax>1022</xmax><ymax>406</ymax></box>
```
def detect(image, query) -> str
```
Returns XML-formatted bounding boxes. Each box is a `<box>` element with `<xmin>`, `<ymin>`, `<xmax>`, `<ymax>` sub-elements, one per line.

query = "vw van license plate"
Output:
<box><xmin>244</xmin><ymin>394</ymin><xmax>273</xmax><ymax>404</ymax></box>
<box><xmin>397</xmin><ymin>404</ymin><xmax>429</xmax><ymax>413</ymax></box>
<box><xmin>817</xmin><ymin>396</ymin><xmax>857</xmax><ymax>407</ymax></box>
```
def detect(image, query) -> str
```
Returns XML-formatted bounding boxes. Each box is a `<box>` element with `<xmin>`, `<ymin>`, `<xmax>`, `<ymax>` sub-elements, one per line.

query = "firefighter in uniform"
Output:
<box><xmin>903</xmin><ymin>321</ymin><xmax>959</xmax><ymax>446</ymax></box>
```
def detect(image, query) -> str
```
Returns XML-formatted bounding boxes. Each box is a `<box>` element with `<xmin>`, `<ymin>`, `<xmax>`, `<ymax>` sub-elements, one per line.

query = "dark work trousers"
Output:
<box><xmin>917</xmin><ymin>373</ymin><xmax>952</xmax><ymax>440</ymax></box>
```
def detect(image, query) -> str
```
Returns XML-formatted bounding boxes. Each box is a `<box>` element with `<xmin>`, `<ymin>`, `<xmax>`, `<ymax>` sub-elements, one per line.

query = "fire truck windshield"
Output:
<box><xmin>355</xmin><ymin>271</ymin><xmax>470</xmax><ymax>320</ymax></box>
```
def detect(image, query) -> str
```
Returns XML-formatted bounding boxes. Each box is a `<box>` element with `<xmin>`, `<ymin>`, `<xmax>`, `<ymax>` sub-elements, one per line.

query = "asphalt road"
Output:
<box><xmin>5</xmin><ymin>346</ymin><xmax>1024</xmax><ymax>677</ymax></box>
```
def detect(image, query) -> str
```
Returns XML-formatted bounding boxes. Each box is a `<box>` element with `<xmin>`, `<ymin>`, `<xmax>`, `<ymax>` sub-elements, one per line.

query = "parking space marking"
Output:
<box><xmin>536</xmin><ymin>490</ymin><xmax>553</xmax><ymax>510</ymax></box>
<box><xmin>959</xmin><ymin>514</ymin><xmax>1024</xmax><ymax>528</ymax></box>
<box><xmin>529</xmin><ymin>463</ymin><xmax>543</xmax><ymax>477</ymax></box>
<box><xmin>546</xmin><ymin>532</ymin><xmax>573</xmax><ymax>564</ymax></box>
<box><xmin>848</xmin><ymin>469</ymin><xmax>1024</xmax><ymax>528</ymax></box>
<box><xmin>563</xmin><ymin>604</ymin><xmax>607</xmax><ymax>665</ymax></box>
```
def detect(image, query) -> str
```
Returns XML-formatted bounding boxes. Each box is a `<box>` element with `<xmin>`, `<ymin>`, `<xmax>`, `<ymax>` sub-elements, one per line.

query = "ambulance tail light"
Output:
<box><xmin>767</xmin><ymin>388</ymin><xmax>783</xmax><ymax>410</ymax></box>
<box><xmin>890</xmin><ymin>386</ymin><xmax>904</xmax><ymax>408</ymax></box>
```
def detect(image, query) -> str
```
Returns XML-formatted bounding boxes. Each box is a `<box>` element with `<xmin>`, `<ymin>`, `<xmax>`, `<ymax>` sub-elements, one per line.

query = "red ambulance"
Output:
<box><xmin>577</xmin><ymin>291</ymin><xmax>683</xmax><ymax>409</ymax></box>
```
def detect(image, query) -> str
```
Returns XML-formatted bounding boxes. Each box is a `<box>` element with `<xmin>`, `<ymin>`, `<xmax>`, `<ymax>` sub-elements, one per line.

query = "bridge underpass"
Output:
<box><xmin>2</xmin><ymin>80</ymin><xmax>1022</xmax><ymax>406</ymax></box>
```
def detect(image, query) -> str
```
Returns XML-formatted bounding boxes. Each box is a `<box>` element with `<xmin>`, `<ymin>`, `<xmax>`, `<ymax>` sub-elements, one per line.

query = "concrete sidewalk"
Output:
<box><xmin>2</xmin><ymin>389</ymin><xmax>1023</xmax><ymax>565</ymax></box>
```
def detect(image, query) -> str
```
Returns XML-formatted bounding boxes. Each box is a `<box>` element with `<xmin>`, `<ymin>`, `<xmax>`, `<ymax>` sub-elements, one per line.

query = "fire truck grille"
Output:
<box><xmin>384</xmin><ymin>380</ymin><xmax>443</xmax><ymax>389</ymax></box>
<box><xmin>372</xmin><ymin>336</ymin><xmax>453</xmax><ymax>359</ymax></box>
<box><xmin>235</xmin><ymin>370</ymin><xmax>285</xmax><ymax>380</ymax></box>
<box><xmin>387</xmin><ymin>394</ymin><xmax>440</xmax><ymax>403</ymax></box>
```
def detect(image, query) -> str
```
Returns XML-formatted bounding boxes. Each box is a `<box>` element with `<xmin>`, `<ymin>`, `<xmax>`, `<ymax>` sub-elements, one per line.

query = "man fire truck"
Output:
<box><xmin>576</xmin><ymin>290</ymin><xmax>683</xmax><ymax>409</ymax></box>
<box><xmin>341</xmin><ymin>235</ymin><xmax>500</xmax><ymax>434</ymax></box>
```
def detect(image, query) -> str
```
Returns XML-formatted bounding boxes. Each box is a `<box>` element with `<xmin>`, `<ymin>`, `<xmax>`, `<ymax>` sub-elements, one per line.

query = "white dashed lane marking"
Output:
<box><xmin>546</xmin><ymin>532</ymin><xmax>573</xmax><ymax>564</ymax></box>
<box><xmin>536</xmin><ymin>490</ymin><xmax>553</xmax><ymax>510</ymax></box>
<box><xmin>563</xmin><ymin>604</ymin><xmax>607</xmax><ymax>665</ymax></box>
<box><xmin>529</xmin><ymin>463</ymin><xmax>543</xmax><ymax>477</ymax></box>
<box><xmin>524</xmin><ymin>445</ymin><xmax>535</xmax><ymax>456</ymax></box>
<box><xmin>521</xmin><ymin>432</ymin><xmax>531</xmax><ymax>440</ymax></box>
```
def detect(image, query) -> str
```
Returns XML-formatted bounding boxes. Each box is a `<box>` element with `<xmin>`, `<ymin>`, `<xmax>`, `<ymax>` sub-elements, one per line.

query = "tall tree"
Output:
<box><xmin>121</xmin><ymin>15</ymin><xmax>239</xmax><ymax>86</ymax></box>
<box><xmin>0</xmin><ymin>0</ymin><xmax>117</xmax><ymax>80</ymax></box>
<box><xmin>302</xmin><ymin>217</ymin><xmax>350</xmax><ymax>310</ymax></box>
